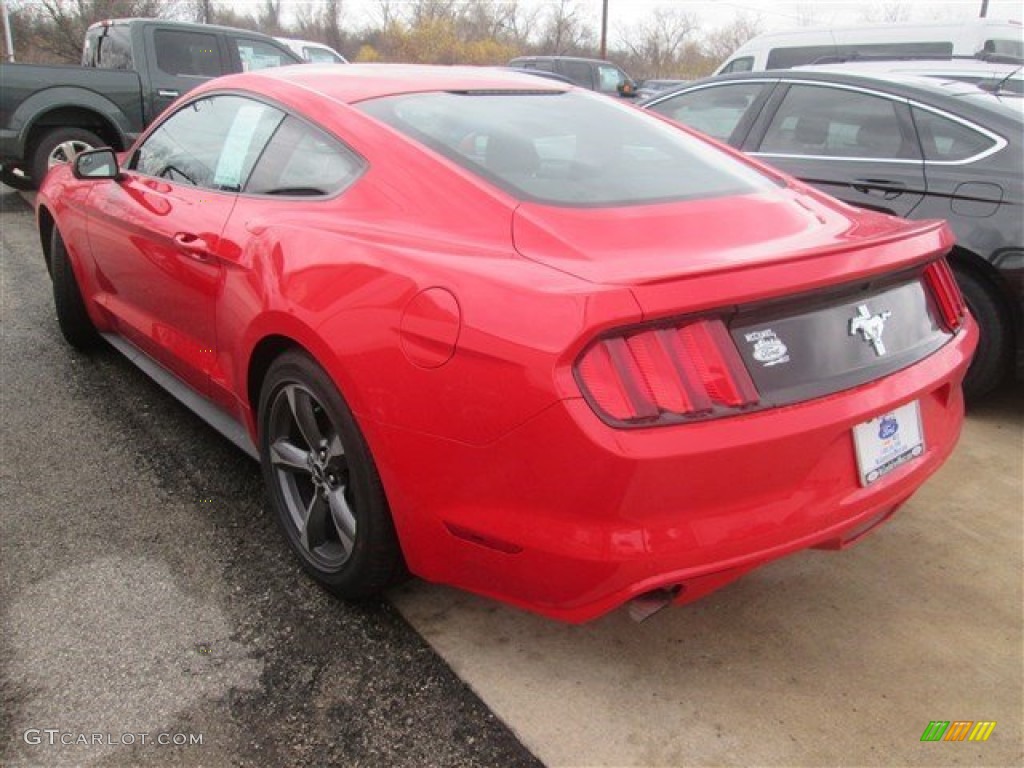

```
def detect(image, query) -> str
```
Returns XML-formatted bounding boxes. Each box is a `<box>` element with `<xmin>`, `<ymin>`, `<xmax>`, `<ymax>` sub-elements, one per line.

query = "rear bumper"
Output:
<box><xmin>372</xmin><ymin>319</ymin><xmax>977</xmax><ymax>623</ymax></box>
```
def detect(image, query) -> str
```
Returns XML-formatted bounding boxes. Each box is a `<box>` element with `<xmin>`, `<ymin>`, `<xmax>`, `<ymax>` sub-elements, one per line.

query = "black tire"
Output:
<box><xmin>957</xmin><ymin>268</ymin><xmax>1009</xmax><ymax>401</ymax></box>
<box><xmin>259</xmin><ymin>350</ymin><xmax>405</xmax><ymax>598</ymax></box>
<box><xmin>30</xmin><ymin>127</ymin><xmax>104</xmax><ymax>186</ymax></box>
<box><xmin>0</xmin><ymin>167</ymin><xmax>34</xmax><ymax>191</ymax></box>
<box><xmin>51</xmin><ymin>227</ymin><xmax>101</xmax><ymax>350</ymax></box>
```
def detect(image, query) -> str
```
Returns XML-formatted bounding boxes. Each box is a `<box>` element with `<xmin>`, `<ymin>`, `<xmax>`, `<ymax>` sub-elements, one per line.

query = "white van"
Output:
<box><xmin>716</xmin><ymin>20</ymin><xmax>1023</xmax><ymax>74</ymax></box>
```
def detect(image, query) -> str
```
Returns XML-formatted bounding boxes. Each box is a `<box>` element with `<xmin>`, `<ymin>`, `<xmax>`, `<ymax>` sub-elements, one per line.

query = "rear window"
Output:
<box><xmin>83</xmin><ymin>25</ymin><xmax>133</xmax><ymax>69</ymax></box>
<box><xmin>357</xmin><ymin>91</ymin><xmax>777</xmax><ymax>207</ymax></box>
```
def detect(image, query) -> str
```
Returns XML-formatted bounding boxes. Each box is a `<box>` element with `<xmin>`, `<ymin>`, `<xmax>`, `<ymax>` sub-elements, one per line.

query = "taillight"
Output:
<box><xmin>575</xmin><ymin>317</ymin><xmax>759</xmax><ymax>427</ymax></box>
<box><xmin>924</xmin><ymin>258</ymin><xmax>966</xmax><ymax>332</ymax></box>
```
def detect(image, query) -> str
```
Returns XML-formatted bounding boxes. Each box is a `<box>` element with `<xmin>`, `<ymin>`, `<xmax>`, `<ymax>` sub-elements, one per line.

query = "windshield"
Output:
<box><xmin>357</xmin><ymin>91</ymin><xmax>777</xmax><ymax>207</ymax></box>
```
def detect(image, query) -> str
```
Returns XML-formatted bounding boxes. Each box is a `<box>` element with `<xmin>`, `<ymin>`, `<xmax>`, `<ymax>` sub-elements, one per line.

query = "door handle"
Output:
<box><xmin>158</xmin><ymin>89</ymin><xmax>180</xmax><ymax>99</ymax></box>
<box><xmin>173</xmin><ymin>232</ymin><xmax>212</xmax><ymax>261</ymax></box>
<box><xmin>853</xmin><ymin>179</ymin><xmax>906</xmax><ymax>200</ymax></box>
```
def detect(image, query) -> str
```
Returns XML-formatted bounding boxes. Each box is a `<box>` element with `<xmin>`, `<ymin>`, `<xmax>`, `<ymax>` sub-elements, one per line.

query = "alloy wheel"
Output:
<box><xmin>267</xmin><ymin>383</ymin><xmax>357</xmax><ymax>570</ymax></box>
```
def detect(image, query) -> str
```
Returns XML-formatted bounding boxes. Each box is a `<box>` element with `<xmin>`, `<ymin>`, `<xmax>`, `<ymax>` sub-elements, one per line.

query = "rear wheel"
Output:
<box><xmin>30</xmin><ymin>127</ymin><xmax>103</xmax><ymax>186</ymax></box>
<box><xmin>259</xmin><ymin>351</ymin><xmax>404</xmax><ymax>598</ymax></box>
<box><xmin>51</xmin><ymin>227</ymin><xmax>101</xmax><ymax>350</ymax></box>
<box><xmin>956</xmin><ymin>268</ymin><xmax>1009</xmax><ymax>400</ymax></box>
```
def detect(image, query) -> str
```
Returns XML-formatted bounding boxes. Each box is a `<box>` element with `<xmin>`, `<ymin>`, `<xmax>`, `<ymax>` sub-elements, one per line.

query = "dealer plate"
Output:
<box><xmin>853</xmin><ymin>400</ymin><xmax>925</xmax><ymax>486</ymax></box>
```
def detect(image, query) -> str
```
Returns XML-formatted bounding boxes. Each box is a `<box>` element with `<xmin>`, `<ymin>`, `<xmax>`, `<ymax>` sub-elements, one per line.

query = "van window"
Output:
<box><xmin>984</xmin><ymin>38</ymin><xmax>1024</xmax><ymax>58</ymax></box>
<box><xmin>765</xmin><ymin>41</ymin><xmax>954</xmax><ymax>69</ymax></box>
<box><xmin>720</xmin><ymin>57</ymin><xmax>754</xmax><ymax>74</ymax></box>
<box><xmin>766</xmin><ymin>45</ymin><xmax>839</xmax><ymax>70</ymax></box>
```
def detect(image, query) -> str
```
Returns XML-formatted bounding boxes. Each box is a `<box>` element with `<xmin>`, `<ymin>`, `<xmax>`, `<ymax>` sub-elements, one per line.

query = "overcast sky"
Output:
<box><xmin>327</xmin><ymin>0</ymin><xmax>1023</xmax><ymax>41</ymax></box>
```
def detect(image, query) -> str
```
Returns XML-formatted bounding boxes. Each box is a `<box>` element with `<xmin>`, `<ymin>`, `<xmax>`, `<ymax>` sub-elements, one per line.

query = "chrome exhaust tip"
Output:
<box><xmin>628</xmin><ymin>585</ymin><xmax>683</xmax><ymax>623</ymax></box>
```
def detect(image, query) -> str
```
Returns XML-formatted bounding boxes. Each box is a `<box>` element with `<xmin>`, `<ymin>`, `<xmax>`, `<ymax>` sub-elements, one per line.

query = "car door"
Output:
<box><xmin>644</xmin><ymin>80</ymin><xmax>777</xmax><ymax>146</ymax></box>
<box><xmin>745</xmin><ymin>81</ymin><xmax>927</xmax><ymax>217</ymax></box>
<box><xmin>144</xmin><ymin>26</ymin><xmax>228</xmax><ymax>120</ymax></box>
<box><xmin>85</xmin><ymin>94</ymin><xmax>285</xmax><ymax>395</ymax></box>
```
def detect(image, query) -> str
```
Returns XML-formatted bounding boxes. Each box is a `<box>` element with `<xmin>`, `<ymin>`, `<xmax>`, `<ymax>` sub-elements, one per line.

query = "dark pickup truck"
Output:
<box><xmin>0</xmin><ymin>17</ymin><xmax>301</xmax><ymax>188</ymax></box>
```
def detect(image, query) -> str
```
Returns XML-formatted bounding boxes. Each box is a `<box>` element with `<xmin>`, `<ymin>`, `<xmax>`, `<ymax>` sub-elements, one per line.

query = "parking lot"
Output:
<box><xmin>2</xmin><ymin>182</ymin><xmax>1021</xmax><ymax>767</ymax></box>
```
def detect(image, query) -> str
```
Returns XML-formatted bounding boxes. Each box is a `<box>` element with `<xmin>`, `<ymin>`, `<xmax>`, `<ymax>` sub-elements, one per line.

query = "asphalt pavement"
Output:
<box><xmin>0</xmin><ymin>185</ymin><xmax>541</xmax><ymax>767</ymax></box>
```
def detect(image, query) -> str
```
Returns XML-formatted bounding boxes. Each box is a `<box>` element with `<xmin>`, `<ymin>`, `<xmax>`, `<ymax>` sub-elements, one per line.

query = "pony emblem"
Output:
<box><xmin>849</xmin><ymin>304</ymin><xmax>892</xmax><ymax>356</ymax></box>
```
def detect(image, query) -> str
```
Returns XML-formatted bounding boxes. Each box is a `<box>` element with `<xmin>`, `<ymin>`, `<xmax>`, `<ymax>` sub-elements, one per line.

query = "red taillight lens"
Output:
<box><xmin>924</xmin><ymin>258</ymin><xmax>966</xmax><ymax>332</ymax></box>
<box><xmin>575</xmin><ymin>317</ymin><xmax>759</xmax><ymax>426</ymax></box>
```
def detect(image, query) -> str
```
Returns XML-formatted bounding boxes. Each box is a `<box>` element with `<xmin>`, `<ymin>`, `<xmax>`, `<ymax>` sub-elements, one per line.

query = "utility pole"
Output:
<box><xmin>1</xmin><ymin>0</ymin><xmax>14</xmax><ymax>62</ymax></box>
<box><xmin>979</xmin><ymin>0</ymin><xmax>989</xmax><ymax>17</ymax></box>
<box><xmin>600</xmin><ymin>0</ymin><xmax>608</xmax><ymax>59</ymax></box>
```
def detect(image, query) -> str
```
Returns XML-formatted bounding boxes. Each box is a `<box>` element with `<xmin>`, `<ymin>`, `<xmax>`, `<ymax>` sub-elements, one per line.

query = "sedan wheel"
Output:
<box><xmin>259</xmin><ymin>351</ymin><xmax>404</xmax><ymax>597</ymax></box>
<box><xmin>267</xmin><ymin>383</ymin><xmax>357</xmax><ymax>570</ymax></box>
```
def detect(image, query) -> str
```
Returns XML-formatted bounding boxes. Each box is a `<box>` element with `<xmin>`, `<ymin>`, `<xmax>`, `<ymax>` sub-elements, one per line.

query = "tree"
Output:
<box><xmin>9</xmin><ymin>0</ymin><xmax>171</xmax><ymax>63</ymax></box>
<box><xmin>619</xmin><ymin>7</ymin><xmax>699</xmax><ymax>78</ymax></box>
<box><xmin>860</xmin><ymin>1</ymin><xmax>912</xmax><ymax>23</ymax></box>
<box><xmin>703</xmin><ymin>12</ymin><xmax>763</xmax><ymax>67</ymax></box>
<box><xmin>536</xmin><ymin>0</ymin><xmax>593</xmax><ymax>56</ymax></box>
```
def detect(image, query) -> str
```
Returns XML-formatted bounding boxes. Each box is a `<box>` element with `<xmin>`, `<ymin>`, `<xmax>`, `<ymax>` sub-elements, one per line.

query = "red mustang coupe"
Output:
<box><xmin>36</xmin><ymin>65</ymin><xmax>976</xmax><ymax>622</ymax></box>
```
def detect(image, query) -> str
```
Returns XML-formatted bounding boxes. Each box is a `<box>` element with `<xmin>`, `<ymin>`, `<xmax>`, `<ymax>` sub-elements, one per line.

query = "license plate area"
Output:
<box><xmin>853</xmin><ymin>400</ymin><xmax>925</xmax><ymax>486</ymax></box>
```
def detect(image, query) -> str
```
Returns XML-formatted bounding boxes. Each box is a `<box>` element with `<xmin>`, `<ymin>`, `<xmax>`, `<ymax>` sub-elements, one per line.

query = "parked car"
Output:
<box><xmin>0</xmin><ymin>18</ymin><xmax>301</xmax><ymax>189</ymax></box>
<box><xmin>276</xmin><ymin>37</ymin><xmax>348</xmax><ymax>63</ymax></box>
<box><xmin>37</xmin><ymin>64</ymin><xmax>975</xmax><ymax>622</ymax></box>
<box><xmin>507</xmin><ymin>55</ymin><xmax>638</xmax><ymax>96</ymax></box>
<box><xmin>716</xmin><ymin>19</ymin><xmax>1024</xmax><ymax>74</ymax></box>
<box><xmin>644</xmin><ymin>69</ymin><xmax>1022</xmax><ymax>398</ymax></box>
<box><xmin>636</xmin><ymin>78</ymin><xmax>689</xmax><ymax>101</ymax></box>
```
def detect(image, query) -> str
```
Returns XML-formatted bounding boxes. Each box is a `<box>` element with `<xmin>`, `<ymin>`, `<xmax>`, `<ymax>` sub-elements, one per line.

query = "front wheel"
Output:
<box><xmin>51</xmin><ymin>227</ymin><xmax>101</xmax><ymax>350</ymax></box>
<box><xmin>259</xmin><ymin>351</ymin><xmax>405</xmax><ymax>598</ymax></box>
<box><xmin>30</xmin><ymin>127</ymin><xmax>104</xmax><ymax>186</ymax></box>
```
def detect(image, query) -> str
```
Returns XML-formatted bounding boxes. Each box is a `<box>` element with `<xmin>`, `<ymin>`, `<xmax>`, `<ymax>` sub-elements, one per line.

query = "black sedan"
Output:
<box><xmin>643</xmin><ymin>68</ymin><xmax>1023</xmax><ymax>398</ymax></box>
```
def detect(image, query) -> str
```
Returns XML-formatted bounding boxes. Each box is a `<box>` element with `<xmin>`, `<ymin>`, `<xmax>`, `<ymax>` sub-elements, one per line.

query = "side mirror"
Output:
<box><xmin>618</xmin><ymin>80</ymin><xmax>637</xmax><ymax>98</ymax></box>
<box><xmin>73</xmin><ymin>148</ymin><xmax>120</xmax><ymax>180</ymax></box>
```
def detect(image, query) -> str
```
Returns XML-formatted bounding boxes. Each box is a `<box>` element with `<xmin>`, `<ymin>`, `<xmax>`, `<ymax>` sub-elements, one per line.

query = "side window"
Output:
<box><xmin>720</xmin><ymin>57</ymin><xmax>754</xmax><ymax>74</ymax></box>
<box><xmin>132</xmin><ymin>96</ymin><xmax>284</xmax><ymax>191</ymax></box>
<box><xmin>647</xmin><ymin>83</ymin><xmax>767</xmax><ymax>143</ymax></box>
<box><xmin>245</xmin><ymin>117</ymin><xmax>364</xmax><ymax>196</ymax></box>
<box><xmin>597</xmin><ymin>65</ymin><xmax>625</xmax><ymax>94</ymax></box>
<box><xmin>765</xmin><ymin>45</ymin><xmax>838</xmax><ymax>69</ymax></box>
<box><xmin>984</xmin><ymin>38</ymin><xmax>1023</xmax><ymax>57</ymax></box>
<box><xmin>758</xmin><ymin>85</ymin><xmax>915</xmax><ymax>159</ymax></box>
<box><xmin>837</xmin><ymin>41</ymin><xmax>952</xmax><ymax>59</ymax></box>
<box><xmin>154</xmin><ymin>29</ymin><xmax>223</xmax><ymax>78</ymax></box>
<box><xmin>534</xmin><ymin>60</ymin><xmax>555</xmax><ymax>73</ymax></box>
<box><xmin>235</xmin><ymin>38</ymin><xmax>294</xmax><ymax>71</ymax></box>
<box><xmin>912</xmin><ymin>107</ymin><xmax>996</xmax><ymax>162</ymax></box>
<box><xmin>559</xmin><ymin>61</ymin><xmax>593</xmax><ymax>89</ymax></box>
